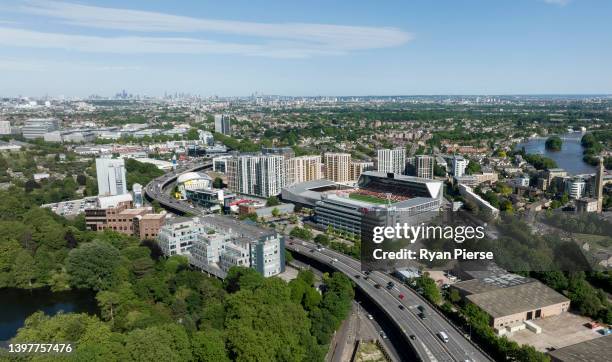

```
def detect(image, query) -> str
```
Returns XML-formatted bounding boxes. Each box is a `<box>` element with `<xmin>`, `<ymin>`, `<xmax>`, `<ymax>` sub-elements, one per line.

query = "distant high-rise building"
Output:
<box><xmin>452</xmin><ymin>156</ymin><xmax>469</xmax><ymax>178</ymax></box>
<box><xmin>226</xmin><ymin>154</ymin><xmax>285</xmax><ymax>197</ymax></box>
<box><xmin>377</xmin><ymin>148</ymin><xmax>406</xmax><ymax>174</ymax></box>
<box><xmin>407</xmin><ymin>155</ymin><xmax>434</xmax><ymax>179</ymax></box>
<box><xmin>21</xmin><ymin>118</ymin><xmax>59</xmax><ymax>139</ymax></box>
<box><xmin>288</xmin><ymin>155</ymin><xmax>323</xmax><ymax>185</ymax></box>
<box><xmin>96</xmin><ymin>157</ymin><xmax>128</xmax><ymax>196</ymax></box>
<box><xmin>0</xmin><ymin>120</ymin><xmax>11</xmax><ymax>135</ymax></box>
<box><xmin>214</xmin><ymin>114</ymin><xmax>231</xmax><ymax>135</ymax></box>
<box><xmin>595</xmin><ymin>157</ymin><xmax>605</xmax><ymax>212</ymax></box>
<box><xmin>324</xmin><ymin>153</ymin><xmax>351</xmax><ymax>183</ymax></box>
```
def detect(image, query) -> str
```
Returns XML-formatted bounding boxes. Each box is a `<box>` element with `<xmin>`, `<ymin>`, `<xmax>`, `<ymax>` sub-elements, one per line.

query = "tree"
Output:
<box><xmin>266</xmin><ymin>196</ymin><xmax>280</xmax><ymax>207</ymax></box>
<box><xmin>213</xmin><ymin>177</ymin><xmax>223</xmax><ymax>189</ymax></box>
<box><xmin>65</xmin><ymin>241</ymin><xmax>121</xmax><ymax>290</ymax></box>
<box><xmin>191</xmin><ymin>330</ymin><xmax>229</xmax><ymax>362</ymax></box>
<box><xmin>76</xmin><ymin>174</ymin><xmax>87</xmax><ymax>186</ymax></box>
<box><xmin>314</xmin><ymin>234</ymin><xmax>330</xmax><ymax>246</ymax></box>
<box><xmin>271</xmin><ymin>207</ymin><xmax>280</xmax><ymax>218</ymax></box>
<box><xmin>416</xmin><ymin>273</ymin><xmax>442</xmax><ymax>304</ymax></box>
<box><xmin>545</xmin><ymin>136</ymin><xmax>563</xmax><ymax>151</ymax></box>
<box><xmin>125</xmin><ymin>325</ymin><xmax>190</xmax><ymax>362</ymax></box>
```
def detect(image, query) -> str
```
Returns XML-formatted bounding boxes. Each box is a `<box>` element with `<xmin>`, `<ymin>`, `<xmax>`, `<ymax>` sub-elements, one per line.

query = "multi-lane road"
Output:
<box><xmin>286</xmin><ymin>240</ymin><xmax>492</xmax><ymax>362</ymax></box>
<box><xmin>145</xmin><ymin>159</ymin><xmax>492</xmax><ymax>362</ymax></box>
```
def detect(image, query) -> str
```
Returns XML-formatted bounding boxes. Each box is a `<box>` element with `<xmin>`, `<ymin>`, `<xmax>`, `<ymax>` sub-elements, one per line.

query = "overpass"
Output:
<box><xmin>145</xmin><ymin>161</ymin><xmax>493</xmax><ymax>362</ymax></box>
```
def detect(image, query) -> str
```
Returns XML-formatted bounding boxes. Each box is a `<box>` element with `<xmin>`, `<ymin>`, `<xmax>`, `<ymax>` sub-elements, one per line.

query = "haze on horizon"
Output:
<box><xmin>1</xmin><ymin>0</ymin><xmax>611</xmax><ymax>97</ymax></box>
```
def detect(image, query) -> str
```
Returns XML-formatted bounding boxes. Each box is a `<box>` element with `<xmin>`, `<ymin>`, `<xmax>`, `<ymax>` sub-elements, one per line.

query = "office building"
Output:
<box><xmin>189</xmin><ymin>215</ymin><xmax>285</xmax><ymax>277</ymax></box>
<box><xmin>452</xmin><ymin>155</ymin><xmax>469</xmax><ymax>177</ymax></box>
<box><xmin>564</xmin><ymin>177</ymin><xmax>586</xmax><ymax>200</ymax></box>
<box><xmin>324</xmin><ymin>153</ymin><xmax>351</xmax><ymax>183</ymax></box>
<box><xmin>198</xmin><ymin>130</ymin><xmax>214</xmax><ymax>145</ymax></box>
<box><xmin>212</xmin><ymin>155</ymin><xmax>232</xmax><ymax>173</ymax></box>
<box><xmin>0</xmin><ymin>121</ymin><xmax>12</xmax><ymax>135</ymax></box>
<box><xmin>84</xmin><ymin>194</ymin><xmax>165</xmax><ymax>240</ymax></box>
<box><xmin>214</xmin><ymin>114</ymin><xmax>231</xmax><ymax>135</ymax></box>
<box><xmin>377</xmin><ymin>148</ymin><xmax>406</xmax><ymax>174</ymax></box>
<box><xmin>176</xmin><ymin>172</ymin><xmax>211</xmax><ymax>199</ymax></box>
<box><xmin>226</xmin><ymin>154</ymin><xmax>285</xmax><ymax>197</ymax></box>
<box><xmin>288</xmin><ymin>155</ymin><xmax>323</xmax><ymax>185</ymax></box>
<box><xmin>96</xmin><ymin>157</ymin><xmax>128</xmax><ymax>196</ymax></box>
<box><xmin>595</xmin><ymin>157</ymin><xmax>605</xmax><ymax>213</ymax></box>
<box><xmin>157</xmin><ymin>217</ymin><xmax>203</xmax><ymax>256</ymax></box>
<box><xmin>22</xmin><ymin>118</ymin><xmax>59</xmax><ymax>139</ymax></box>
<box><xmin>406</xmin><ymin>155</ymin><xmax>434</xmax><ymax>179</ymax></box>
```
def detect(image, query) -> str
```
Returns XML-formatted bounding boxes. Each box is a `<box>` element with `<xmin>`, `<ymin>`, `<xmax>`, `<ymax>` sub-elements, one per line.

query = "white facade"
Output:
<box><xmin>0</xmin><ymin>121</ymin><xmax>12</xmax><ymax>135</ymax></box>
<box><xmin>177</xmin><ymin>172</ymin><xmax>212</xmax><ymax>198</ymax></box>
<box><xmin>227</xmin><ymin>155</ymin><xmax>285</xmax><ymax>197</ymax></box>
<box><xmin>198</xmin><ymin>130</ymin><xmax>214</xmax><ymax>145</ymax></box>
<box><xmin>564</xmin><ymin>178</ymin><xmax>586</xmax><ymax>199</ymax></box>
<box><xmin>132</xmin><ymin>183</ymin><xmax>143</xmax><ymax>207</ymax></box>
<box><xmin>22</xmin><ymin>118</ymin><xmax>59</xmax><ymax>139</ymax></box>
<box><xmin>96</xmin><ymin>157</ymin><xmax>128</xmax><ymax>196</ymax></box>
<box><xmin>377</xmin><ymin>148</ymin><xmax>406</xmax><ymax>174</ymax></box>
<box><xmin>452</xmin><ymin>156</ymin><xmax>469</xmax><ymax>177</ymax></box>
<box><xmin>157</xmin><ymin>217</ymin><xmax>203</xmax><ymax>256</ymax></box>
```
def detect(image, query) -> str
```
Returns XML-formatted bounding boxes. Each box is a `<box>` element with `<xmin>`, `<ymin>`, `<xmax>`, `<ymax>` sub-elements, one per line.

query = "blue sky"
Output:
<box><xmin>0</xmin><ymin>0</ymin><xmax>611</xmax><ymax>96</ymax></box>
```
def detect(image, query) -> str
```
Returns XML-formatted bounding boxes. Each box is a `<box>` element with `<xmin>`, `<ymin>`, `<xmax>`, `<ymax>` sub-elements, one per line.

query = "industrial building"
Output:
<box><xmin>548</xmin><ymin>335</ymin><xmax>611</xmax><ymax>362</ymax></box>
<box><xmin>451</xmin><ymin>270</ymin><xmax>570</xmax><ymax>333</ymax></box>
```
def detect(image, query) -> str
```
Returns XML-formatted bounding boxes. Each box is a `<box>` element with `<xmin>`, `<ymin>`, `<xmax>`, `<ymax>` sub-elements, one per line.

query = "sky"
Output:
<box><xmin>0</xmin><ymin>0</ymin><xmax>611</xmax><ymax>97</ymax></box>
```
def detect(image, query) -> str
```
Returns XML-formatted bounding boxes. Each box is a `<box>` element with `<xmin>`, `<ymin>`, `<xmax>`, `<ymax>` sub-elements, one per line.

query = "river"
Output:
<box><xmin>515</xmin><ymin>132</ymin><xmax>596</xmax><ymax>175</ymax></box>
<box><xmin>0</xmin><ymin>288</ymin><xmax>98</xmax><ymax>342</ymax></box>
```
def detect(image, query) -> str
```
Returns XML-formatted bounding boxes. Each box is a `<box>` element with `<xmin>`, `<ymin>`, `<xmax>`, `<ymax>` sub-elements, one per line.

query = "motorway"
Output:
<box><xmin>144</xmin><ymin>160</ymin><xmax>492</xmax><ymax>362</ymax></box>
<box><xmin>286</xmin><ymin>240</ymin><xmax>492</xmax><ymax>362</ymax></box>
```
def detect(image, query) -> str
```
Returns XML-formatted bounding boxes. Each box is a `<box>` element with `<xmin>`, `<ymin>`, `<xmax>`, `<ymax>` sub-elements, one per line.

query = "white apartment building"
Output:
<box><xmin>564</xmin><ymin>177</ymin><xmax>586</xmax><ymax>199</ymax></box>
<box><xmin>324</xmin><ymin>153</ymin><xmax>351</xmax><ymax>183</ymax></box>
<box><xmin>157</xmin><ymin>217</ymin><xmax>203</xmax><ymax>256</ymax></box>
<box><xmin>96</xmin><ymin>157</ymin><xmax>128</xmax><ymax>196</ymax></box>
<box><xmin>182</xmin><ymin>215</ymin><xmax>285</xmax><ymax>277</ymax></box>
<box><xmin>452</xmin><ymin>155</ymin><xmax>469</xmax><ymax>178</ymax></box>
<box><xmin>226</xmin><ymin>154</ymin><xmax>285</xmax><ymax>197</ymax></box>
<box><xmin>288</xmin><ymin>155</ymin><xmax>323</xmax><ymax>185</ymax></box>
<box><xmin>0</xmin><ymin>121</ymin><xmax>11</xmax><ymax>135</ymax></box>
<box><xmin>377</xmin><ymin>148</ymin><xmax>406</xmax><ymax>174</ymax></box>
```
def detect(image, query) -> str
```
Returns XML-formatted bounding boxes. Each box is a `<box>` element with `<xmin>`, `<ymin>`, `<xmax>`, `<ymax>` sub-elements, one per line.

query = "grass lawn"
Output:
<box><xmin>348</xmin><ymin>193</ymin><xmax>388</xmax><ymax>204</ymax></box>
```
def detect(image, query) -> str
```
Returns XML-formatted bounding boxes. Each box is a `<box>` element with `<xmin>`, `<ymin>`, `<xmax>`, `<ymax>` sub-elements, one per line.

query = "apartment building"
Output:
<box><xmin>226</xmin><ymin>154</ymin><xmax>285</xmax><ymax>197</ymax></box>
<box><xmin>287</xmin><ymin>155</ymin><xmax>323</xmax><ymax>185</ymax></box>
<box><xmin>96</xmin><ymin>157</ymin><xmax>128</xmax><ymax>196</ymax></box>
<box><xmin>452</xmin><ymin>155</ymin><xmax>469</xmax><ymax>177</ymax></box>
<box><xmin>157</xmin><ymin>217</ymin><xmax>203</xmax><ymax>256</ymax></box>
<box><xmin>324</xmin><ymin>153</ymin><xmax>351</xmax><ymax>183</ymax></box>
<box><xmin>406</xmin><ymin>155</ymin><xmax>434</xmax><ymax>179</ymax></box>
<box><xmin>377</xmin><ymin>148</ymin><xmax>406</xmax><ymax>174</ymax></box>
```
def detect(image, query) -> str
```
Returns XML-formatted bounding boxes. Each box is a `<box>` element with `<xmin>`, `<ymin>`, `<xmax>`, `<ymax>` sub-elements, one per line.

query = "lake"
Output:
<box><xmin>0</xmin><ymin>288</ymin><xmax>98</xmax><ymax>342</ymax></box>
<box><xmin>515</xmin><ymin>132</ymin><xmax>596</xmax><ymax>175</ymax></box>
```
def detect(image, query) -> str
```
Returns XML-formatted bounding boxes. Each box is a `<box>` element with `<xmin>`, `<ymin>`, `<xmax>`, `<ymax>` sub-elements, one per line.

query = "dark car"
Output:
<box><xmin>398</xmin><ymin>305</ymin><xmax>405</xmax><ymax>310</ymax></box>
<box><xmin>374</xmin><ymin>284</ymin><xmax>381</xmax><ymax>289</ymax></box>
<box><xmin>354</xmin><ymin>274</ymin><xmax>361</xmax><ymax>279</ymax></box>
<box><xmin>409</xmin><ymin>335</ymin><xmax>416</xmax><ymax>340</ymax></box>
<box><xmin>418</xmin><ymin>312</ymin><xmax>427</xmax><ymax>319</ymax></box>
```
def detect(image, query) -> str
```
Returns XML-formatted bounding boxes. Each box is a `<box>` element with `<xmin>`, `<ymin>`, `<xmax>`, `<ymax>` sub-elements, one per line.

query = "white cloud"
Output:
<box><xmin>7</xmin><ymin>0</ymin><xmax>413</xmax><ymax>56</ymax></box>
<box><xmin>0</xmin><ymin>56</ymin><xmax>143</xmax><ymax>71</ymax></box>
<box><xmin>542</xmin><ymin>0</ymin><xmax>571</xmax><ymax>6</ymax></box>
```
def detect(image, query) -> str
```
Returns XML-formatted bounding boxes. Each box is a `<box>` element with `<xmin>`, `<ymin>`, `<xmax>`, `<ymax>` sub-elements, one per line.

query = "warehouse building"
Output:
<box><xmin>452</xmin><ymin>271</ymin><xmax>570</xmax><ymax>332</ymax></box>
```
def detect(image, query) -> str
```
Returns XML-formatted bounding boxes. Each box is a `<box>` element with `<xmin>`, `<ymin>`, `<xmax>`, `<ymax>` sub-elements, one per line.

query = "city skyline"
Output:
<box><xmin>1</xmin><ymin>0</ymin><xmax>611</xmax><ymax>97</ymax></box>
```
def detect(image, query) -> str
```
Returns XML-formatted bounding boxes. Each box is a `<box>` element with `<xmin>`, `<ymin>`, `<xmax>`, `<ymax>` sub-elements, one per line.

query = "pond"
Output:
<box><xmin>515</xmin><ymin>132</ymin><xmax>596</xmax><ymax>175</ymax></box>
<box><xmin>0</xmin><ymin>288</ymin><xmax>98</xmax><ymax>342</ymax></box>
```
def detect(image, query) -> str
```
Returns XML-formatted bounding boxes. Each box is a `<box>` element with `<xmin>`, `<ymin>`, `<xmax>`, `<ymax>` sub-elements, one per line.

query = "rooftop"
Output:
<box><xmin>548</xmin><ymin>335</ymin><xmax>611</xmax><ymax>362</ymax></box>
<box><xmin>466</xmin><ymin>281</ymin><xmax>569</xmax><ymax>318</ymax></box>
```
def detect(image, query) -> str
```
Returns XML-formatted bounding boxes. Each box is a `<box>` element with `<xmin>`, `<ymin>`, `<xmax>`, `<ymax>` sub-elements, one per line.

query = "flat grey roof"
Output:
<box><xmin>466</xmin><ymin>281</ymin><xmax>569</xmax><ymax>319</ymax></box>
<box><xmin>202</xmin><ymin>214</ymin><xmax>276</xmax><ymax>239</ymax></box>
<box><xmin>548</xmin><ymin>335</ymin><xmax>611</xmax><ymax>362</ymax></box>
